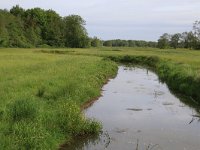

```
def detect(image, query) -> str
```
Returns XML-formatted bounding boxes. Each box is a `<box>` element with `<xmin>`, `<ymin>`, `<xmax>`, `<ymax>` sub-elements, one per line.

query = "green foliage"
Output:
<box><xmin>103</xmin><ymin>40</ymin><xmax>112</xmax><ymax>47</ymax></box>
<box><xmin>0</xmin><ymin>6</ymin><xmax>90</xmax><ymax>48</ymax></box>
<box><xmin>170</xmin><ymin>33</ymin><xmax>181</xmax><ymax>49</ymax></box>
<box><xmin>103</xmin><ymin>39</ymin><xmax>157</xmax><ymax>48</ymax></box>
<box><xmin>185</xmin><ymin>32</ymin><xmax>198</xmax><ymax>49</ymax></box>
<box><xmin>63</xmin><ymin>15</ymin><xmax>90</xmax><ymax>48</ymax></box>
<box><xmin>42</xmin><ymin>10</ymin><xmax>64</xmax><ymax>47</ymax></box>
<box><xmin>10</xmin><ymin>5</ymin><xmax>25</xmax><ymax>17</ymax></box>
<box><xmin>158</xmin><ymin>21</ymin><xmax>200</xmax><ymax>50</ymax></box>
<box><xmin>91</xmin><ymin>37</ymin><xmax>101</xmax><ymax>47</ymax></box>
<box><xmin>158</xmin><ymin>33</ymin><xmax>170</xmax><ymax>49</ymax></box>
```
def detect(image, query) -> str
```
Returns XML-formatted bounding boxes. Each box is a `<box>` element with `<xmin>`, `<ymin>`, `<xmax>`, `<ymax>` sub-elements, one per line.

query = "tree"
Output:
<box><xmin>158</xmin><ymin>33</ymin><xmax>170</xmax><ymax>49</ymax></box>
<box><xmin>148</xmin><ymin>41</ymin><xmax>157</xmax><ymax>48</ymax></box>
<box><xmin>179</xmin><ymin>32</ymin><xmax>188</xmax><ymax>48</ymax></box>
<box><xmin>193</xmin><ymin>21</ymin><xmax>200</xmax><ymax>49</ymax></box>
<box><xmin>23</xmin><ymin>8</ymin><xmax>46</xmax><ymax>46</ymax></box>
<box><xmin>193</xmin><ymin>21</ymin><xmax>200</xmax><ymax>39</ymax></box>
<box><xmin>7</xmin><ymin>17</ymin><xmax>30</xmax><ymax>47</ymax></box>
<box><xmin>0</xmin><ymin>10</ymin><xmax>9</xmax><ymax>47</ymax></box>
<box><xmin>63</xmin><ymin>15</ymin><xmax>90</xmax><ymax>48</ymax></box>
<box><xmin>186</xmin><ymin>32</ymin><xmax>198</xmax><ymax>49</ymax></box>
<box><xmin>10</xmin><ymin>5</ymin><xmax>24</xmax><ymax>17</ymax></box>
<box><xmin>170</xmin><ymin>33</ymin><xmax>181</xmax><ymax>49</ymax></box>
<box><xmin>42</xmin><ymin>10</ymin><xmax>64</xmax><ymax>47</ymax></box>
<box><xmin>0</xmin><ymin>6</ymin><xmax>93</xmax><ymax>48</ymax></box>
<box><xmin>128</xmin><ymin>40</ymin><xmax>135</xmax><ymax>47</ymax></box>
<box><xmin>111</xmin><ymin>39</ymin><xmax>128</xmax><ymax>47</ymax></box>
<box><xmin>103</xmin><ymin>41</ymin><xmax>112</xmax><ymax>47</ymax></box>
<box><xmin>91</xmin><ymin>37</ymin><xmax>101</xmax><ymax>47</ymax></box>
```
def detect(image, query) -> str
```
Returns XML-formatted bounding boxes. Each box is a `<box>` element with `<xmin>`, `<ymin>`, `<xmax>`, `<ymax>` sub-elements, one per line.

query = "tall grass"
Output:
<box><xmin>1</xmin><ymin>47</ymin><xmax>200</xmax><ymax>149</ymax></box>
<box><xmin>0</xmin><ymin>49</ymin><xmax>117</xmax><ymax>149</ymax></box>
<box><xmin>6</xmin><ymin>99</ymin><xmax>37</xmax><ymax>122</ymax></box>
<box><xmin>59</xmin><ymin>46</ymin><xmax>200</xmax><ymax>102</ymax></box>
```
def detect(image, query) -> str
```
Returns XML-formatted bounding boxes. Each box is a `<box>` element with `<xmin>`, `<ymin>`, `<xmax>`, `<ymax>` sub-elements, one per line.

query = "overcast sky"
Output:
<box><xmin>1</xmin><ymin>0</ymin><xmax>200</xmax><ymax>41</ymax></box>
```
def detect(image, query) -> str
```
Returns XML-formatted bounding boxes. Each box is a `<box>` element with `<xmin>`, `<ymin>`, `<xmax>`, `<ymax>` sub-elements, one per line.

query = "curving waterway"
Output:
<box><xmin>67</xmin><ymin>66</ymin><xmax>200</xmax><ymax>150</ymax></box>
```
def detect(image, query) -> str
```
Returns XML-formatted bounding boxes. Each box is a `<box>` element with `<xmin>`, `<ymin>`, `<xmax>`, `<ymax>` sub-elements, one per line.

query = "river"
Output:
<box><xmin>68</xmin><ymin>66</ymin><xmax>200</xmax><ymax>150</ymax></box>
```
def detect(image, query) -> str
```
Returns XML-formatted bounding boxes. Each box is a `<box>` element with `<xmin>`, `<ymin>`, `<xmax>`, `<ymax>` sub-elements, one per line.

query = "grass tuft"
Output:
<box><xmin>36</xmin><ymin>86</ymin><xmax>45</xmax><ymax>97</ymax></box>
<box><xmin>6</xmin><ymin>99</ymin><xmax>37</xmax><ymax>122</ymax></box>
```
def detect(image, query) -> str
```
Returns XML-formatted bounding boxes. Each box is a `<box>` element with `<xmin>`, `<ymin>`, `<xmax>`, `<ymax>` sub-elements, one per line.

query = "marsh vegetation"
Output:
<box><xmin>0</xmin><ymin>5</ymin><xmax>200</xmax><ymax>150</ymax></box>
<box><xmin>0</xmin><ymin>47</ymin><xmax>200</xmax><ymax>149</ymax></box>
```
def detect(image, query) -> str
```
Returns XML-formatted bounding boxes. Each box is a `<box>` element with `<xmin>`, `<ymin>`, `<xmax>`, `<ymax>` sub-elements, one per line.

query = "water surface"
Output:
<box><xmin>69</xmin><ymin>66</ymin><xmax>200</xmax><ymax>150</ymax></box>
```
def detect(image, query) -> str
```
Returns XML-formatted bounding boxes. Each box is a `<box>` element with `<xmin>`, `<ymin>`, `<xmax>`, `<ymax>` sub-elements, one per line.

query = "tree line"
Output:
<box><xmin>102</xmin><ymin>21</ymin><xmax>200</xmax><ymax>50</ymax></box>
<box><xmin>1</xmin><ymin>5</ymin><xmax>199</xmax><ymax>50</ymax></box>
<box><xmin>0</xmin><ymin>5</ymin><xmax>100</xmax><ymax>48</ymax></box>
<box><xmin>102</xmin><ymin>39</ymin><xmax>157</xmax><ymax>48</ymax></box>
<box><xmin>158</xmin><ymin>21</ymin><xmax>200</xmax><ymax>50</ymax></box>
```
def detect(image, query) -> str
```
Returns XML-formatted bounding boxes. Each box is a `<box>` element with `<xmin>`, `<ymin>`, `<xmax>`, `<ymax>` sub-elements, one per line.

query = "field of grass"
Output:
<box><xmin>0</xmin><ymin>48</ymin><xmax>117</xmax><ymax>149</ymax></box>
<box><xmin>0</xmin><ymin>47</ymin><xmax>200</xmax><ymax>149</ymax></box>
<box><xmin>40</xmin><ymin>47</ymin><xmax>200</xmax><ymax>101</ymax></box>
<box><xmin>40</xmin><ymin>47</ymin><xmax>200</xmax><ymax>80</ymax></box>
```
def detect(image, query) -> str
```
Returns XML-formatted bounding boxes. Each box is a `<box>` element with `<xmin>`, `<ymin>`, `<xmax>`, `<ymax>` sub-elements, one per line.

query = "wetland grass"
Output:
<box><xmin>1</xmin><ymin>47</ymin><xmax>200</xmax><ymax>149</ymax></box>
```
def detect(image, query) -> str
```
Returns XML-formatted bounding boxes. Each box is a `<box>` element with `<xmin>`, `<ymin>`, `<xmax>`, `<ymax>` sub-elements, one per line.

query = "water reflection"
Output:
<box><xmin>65</xmin><ymin>66</ymin><xmax>200</xmax><ymax>150</ymax></box>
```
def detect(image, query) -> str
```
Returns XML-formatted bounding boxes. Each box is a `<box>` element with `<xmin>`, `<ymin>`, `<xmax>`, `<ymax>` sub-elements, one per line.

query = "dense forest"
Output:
<box><xmin>1</xmin><ymin>6</ymin><xmax>156</xmax><ymax>49</ymax></box>
<box><xmin>0</xmin><ymin>5</ymin><xmax>92</xmax><ymax>48</ymax></box>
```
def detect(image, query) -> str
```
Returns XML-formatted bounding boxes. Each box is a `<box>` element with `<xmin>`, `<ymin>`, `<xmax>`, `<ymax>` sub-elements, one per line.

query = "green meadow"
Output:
<box><xmin>0</xmin><ymin>47</ymin><xmax>200</xmax><ymax>149</ymax></box>
<box><xmin>42</xmin><ymin>47</ymin><xmax>200</xmax><ymax>100</ymax></box>
<box><xmin>0</xmin><ymin>48</ymin><xmax>117</xmax><ymax>149</ymax></box>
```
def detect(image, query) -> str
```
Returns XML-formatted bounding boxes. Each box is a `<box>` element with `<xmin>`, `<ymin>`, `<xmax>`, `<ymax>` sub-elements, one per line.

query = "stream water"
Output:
<box><xmin>67</xmin><ymin>66</ymin><xmax>200</xmax><ymax>150</ymax></box>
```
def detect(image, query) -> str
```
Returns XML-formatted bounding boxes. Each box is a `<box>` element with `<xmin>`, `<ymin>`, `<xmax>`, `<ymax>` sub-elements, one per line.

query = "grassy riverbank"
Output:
<box><xmin>107</xmin><ymin>55</ymin><xmax>200</xmax><ymax>103</ymax></box>
<box><xmin>40</xmin><ymin>47</ymin><xmax>200</xmax><ymax>101</ymax></box>
<box><xmin>0</xmin><ymin>49</ymin><xmax>117</xmax><ymax>149</ymax></box>
<box><xmin>0</xmin><ymin>47</ymin><xmax>200</xmax><ymax>149</ymax></box>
